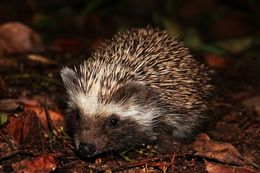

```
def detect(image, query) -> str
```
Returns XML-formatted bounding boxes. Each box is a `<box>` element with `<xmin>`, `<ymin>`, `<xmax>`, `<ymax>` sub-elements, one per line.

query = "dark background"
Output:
<box><xmin>1</xmin><ymin>0</ymin><xmax>259</xmax><ymax>42</ymax></box>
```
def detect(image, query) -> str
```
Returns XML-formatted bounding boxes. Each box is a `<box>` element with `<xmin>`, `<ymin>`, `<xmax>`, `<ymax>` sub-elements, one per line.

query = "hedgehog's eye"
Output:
<box><xmin>109</xmin><ymin>117</ymin><xmax>120</xmax><ymax>127</ymax></box>
<box><xmin>75</xmin><ymin>111</ymin><xmax>81</xmax><ymax>119</ymax></box>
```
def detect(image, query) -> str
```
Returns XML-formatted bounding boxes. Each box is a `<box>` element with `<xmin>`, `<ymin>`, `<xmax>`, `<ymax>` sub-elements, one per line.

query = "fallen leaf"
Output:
<box><xmin>242</xmin><ymin>96</ymin><xmax>260</xmax><ymax>115</ymax></box>
<box><xmin>205</xmin><ymin>161</ymin><xmax>259</xmax><ymax>173</ymax></box>
<box><xmin>0</xmin><ymin>96</ymin><xmax>56</xmax><ymax>112</ymax></box>
<box><xmin>19</xmin><ymin>95</ymin><xmax>56</xmax><ymax>107</ymax></box>
<box><xmin>0</xmin><ymin>112</ymin><xmax>8</xmax><ymax>126</ymax></box>
<box><xmin>184</xmin><ymin>28</ymin><xmax>204</xmax><ymax>50</ymax></box>
<box><xmin>204</xmin><ymin>53</ymin><xmax>229</xmax><ymax>69</ymax></box>
<box><xmin>0</xmin><ymin>96</ymin><xmax>65</xmax><ymax>131</ymax></box>
<box><xmin>24</xmin><ymin>105</ymin><xmax>65</xmax><ymax>131</ymax></box>
<box><xmin>0</xmin><ymin>99</ymin><xmax>21</xmax><ymax>112</ymax></box>
<box><xmin>216</xmin><ymin>37</ymin><xmax>253</xmax><ymax>54</ymax></box>
<box><xmin>5</xmin><ymin>111</ymin><xmax>42</xmax><ymax>146</ymax></box>
<box><xmin>195</xmin><ymin>134</ymin><xmax>241</xmax><ymax>155</ymax></box>
<box><xmin>163</xmin><ymin>19</ymin><xmax>183</xmax><ymax>38</ymax></box>
<box><xmin>198</xmin><ymin>148</ymin><xmax>245</xmax><ymax>166</ymax></box>
<box><xmin>0</xmin><ymin>76</ymin><xmax>6</xmax><ymax>91</ymax></box>
<box><xmin>12</xmin><ymin>155</ymin><xmax>57</xmax><ymax>173</ymax></box>
<box><xmin>0</xmin><ymin>129</ymin><xmax>17</xmax><ymax>155</ymax></box>
<box><xmin>0</xmin><ymin>22</ymin><xmax>43</xmax><ymax>55</ymax></box>
<box><xmin>193</xmin><ymin>133</ymin><xmax>244</xmax><ymax>165</ymax></box>
<box><xmin>26</xmin><ymin>54</ymin><xmax>58</xmax><ymax>65</ymax></box>
<box><xmin>0</xmin><ymin>57</ymin><xmax>18</xmax><ymax>68</ymax></box>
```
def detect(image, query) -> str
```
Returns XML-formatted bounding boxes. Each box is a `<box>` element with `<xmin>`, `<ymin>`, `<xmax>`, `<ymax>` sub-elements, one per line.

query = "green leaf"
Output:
<box><xmin>0</xmin><ymin>112</ymin><xmax>8</xmax><ymax>126</ymax></box>
<box><xmin>216</xmin><ymin>37</ymin><xmax>254</xmax><ymax>54</ymax></box>
<box><xmin>199</xmin><ymin>45</ymin><xmax>227</xmax><ymax>55</ymax></box>
<box><xmin>184</xmin><ymin>29</ymin><xmax>204</xmax><ymax>50</ymax></box>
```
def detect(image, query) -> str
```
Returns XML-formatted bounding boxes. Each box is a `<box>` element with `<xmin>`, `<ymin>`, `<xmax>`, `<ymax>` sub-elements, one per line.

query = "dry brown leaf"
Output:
<box><xmin>193</xmin><ymin>133</ymin><xmax>244</xmax><ymax>165</ymax></box>
<box><xmin>19</xmin><ymin>95</ymin><xmax>55</xmax><ymax>107</ymax></box>
<box><xmin>12</xmin><ymin>155</ymin><xmax>57</xmax><ymax>173</ymax></box>
<box><xmin>0</xmin><ymin>99</ymin><xmax>21</xmax><ymax>111</ymax></box>
<box><xmin>194</xmin><ymin>133</ymin><xmax>241</xmax><ymax>155</ymax></box>
<box><xmin>0</xmin><ymin>57</ymin><xmax>18</xmax><ymax>68</ymax></box>
<box><xmin>0</xmin><ymin>97</ymin><xmax>64</xmax><ymax>130</ymax></box>
<box><xmin>0</xmin><ymin>97</ymin><xmax>41</xmax><ymax>112</ymax></box>
<box><xmin>24</xmin><ymin>105</ymin><xmax>65</xmax><ymax>131</ymax></box>
<box><xmin>26</xmin><ymin>54</ymin><xmax>58</xmax><ymax>65</ymax></box>
<box><xmin>0</xmin><ymin>76</ymin><xmax>6</xmax><ymax>91</ymax></box>
<box><xmin>5</xmin><ymin>111</ymin><xmax>42</xmax><ymax>146</ymax></box>
<box><xmin>197</xmin><ymin>149</ymin><xmax>245</xmax><ymax>166</ymax></box>
<box><xmin>204</xmin><ymin>53</ymin><xmax>229</xmax><ymax>69</ymax></box>
<box><xmin>205</xmin><ymin>161</ymin><xmax>260</xmax><ymax>173</ymax></box>
<box><xmin>242</xmin><ymin>96</ymin><xmax>260</xmax><ymax>115</ymax></box>
<box><xmin>0</xmin><ymin>22</ymin><xmax>43</xmax><ymax>55</ymax></box>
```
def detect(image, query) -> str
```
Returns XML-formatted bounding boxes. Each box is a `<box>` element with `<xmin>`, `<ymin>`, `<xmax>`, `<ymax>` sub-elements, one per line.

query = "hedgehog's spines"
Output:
<box><xmin>61</xmin><ymin>28</ymin><xmax>212</xmax><ymax>155</ymax></box>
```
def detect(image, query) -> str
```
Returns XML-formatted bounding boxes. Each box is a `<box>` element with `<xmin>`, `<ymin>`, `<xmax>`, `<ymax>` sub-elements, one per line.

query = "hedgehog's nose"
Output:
<box><xmin>77</xmin><ymin>142</ymin><xmax>96</xmax><ymax>157</ymax></box>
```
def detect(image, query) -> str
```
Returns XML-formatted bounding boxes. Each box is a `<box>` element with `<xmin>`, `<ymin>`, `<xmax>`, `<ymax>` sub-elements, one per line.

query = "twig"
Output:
<box><xmin>5</xmin><ymin>73</ymin><xmax>61</xmax><ymax>85</ymax></box>
<box><xmin>43</xmin><ymin>104</ymin><xmax>56</xmax><ymax>151</ymax></box>
<box><xmin>171</xmin><ymin>154</ymin><xmax>175</xmax><ymax>173</ymax></box>
<box><xmin>0</xmin><ymin>149</ymin><xmax>35</xmax><ymax>160</ymax></box>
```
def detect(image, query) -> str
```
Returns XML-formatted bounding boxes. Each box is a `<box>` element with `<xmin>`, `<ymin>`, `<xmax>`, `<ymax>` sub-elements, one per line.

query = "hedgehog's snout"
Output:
<box><xmin>77</xmin><ymin>142</ymin><xmax>96</xmax><ymax>157</ymax></box>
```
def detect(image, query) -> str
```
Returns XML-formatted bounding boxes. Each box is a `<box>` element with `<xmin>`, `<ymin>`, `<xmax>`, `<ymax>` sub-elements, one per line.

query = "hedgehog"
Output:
<box><xmin>60</xmin><ymin>28</ymin><xmax>212</xmax><ymax>157</ymax></box>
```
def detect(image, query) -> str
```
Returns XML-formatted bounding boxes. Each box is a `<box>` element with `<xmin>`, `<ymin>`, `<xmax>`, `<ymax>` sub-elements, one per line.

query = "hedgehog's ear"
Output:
<box><xmin>60</xmin><ymin>67</ymin><xmax>77</xmax><ymax>89</ymax></box>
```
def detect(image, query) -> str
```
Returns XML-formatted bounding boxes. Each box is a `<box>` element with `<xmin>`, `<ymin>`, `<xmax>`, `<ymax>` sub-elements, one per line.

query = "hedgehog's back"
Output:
<box><xmin>91</xmin><ymin>28</ymin><xmax>212</xmax><ymax>111</ymax></box>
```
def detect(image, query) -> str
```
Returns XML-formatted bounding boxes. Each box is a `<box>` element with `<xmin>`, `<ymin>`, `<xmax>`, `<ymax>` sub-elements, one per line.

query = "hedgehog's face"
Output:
<box><xmin>61</xmin><ymin>67</ymin><xmax>158</xmax><ymax>157</ymax></box>
<box><xmin>66</xmin><ymin>108</ymin><xmax>155</xmax><ymax>157</ymax></box>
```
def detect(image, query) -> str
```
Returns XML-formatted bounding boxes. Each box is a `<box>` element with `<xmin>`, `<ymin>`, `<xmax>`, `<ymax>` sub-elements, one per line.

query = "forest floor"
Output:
<box><xmin>0</xmin><ymin>0</ymin><xmax>260</xmax><ymax>172</ymax></box>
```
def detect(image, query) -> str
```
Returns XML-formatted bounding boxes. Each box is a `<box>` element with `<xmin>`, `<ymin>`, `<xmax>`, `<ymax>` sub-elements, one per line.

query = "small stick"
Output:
<box><xmin>171</xmin><ymin>154</ymin><xmax>175</xmax><ymax>173</ymax></box>
<box><xmin>0</xmin><ymin>149</ymin><xmax>34</xmax><ymax>160</ymax></box>
<box><xmin>43</xmin><ymin>104</ymin><xmax>55</xmax><ymax>151</ymax></box>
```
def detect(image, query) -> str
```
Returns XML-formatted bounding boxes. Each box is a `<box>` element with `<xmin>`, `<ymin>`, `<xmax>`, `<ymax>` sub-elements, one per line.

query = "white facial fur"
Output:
<box><xmin>72</xmin><ymin>91</ymin><xmax>156</xmax><ymax>129</ymax></box>
<box><xmin>61</xmin><ymin>67</ymin><xmax>157</xmax><ymax>130</ymax></box>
